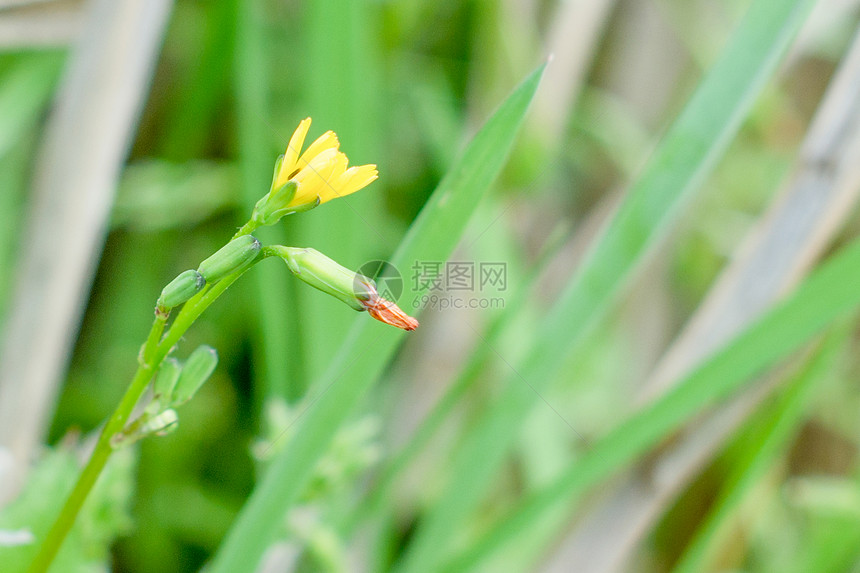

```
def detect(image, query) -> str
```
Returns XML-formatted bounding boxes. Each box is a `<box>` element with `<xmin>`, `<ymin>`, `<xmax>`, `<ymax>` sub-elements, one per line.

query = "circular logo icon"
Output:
<box><xmin>356</xmin><ymin>260</ymin><xmax>403</xmax><ymax>301</ymax></box>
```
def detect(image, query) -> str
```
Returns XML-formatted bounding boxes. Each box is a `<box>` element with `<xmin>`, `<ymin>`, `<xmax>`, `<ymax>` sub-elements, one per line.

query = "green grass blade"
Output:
<box><xmin>206</xmin><ymin>63</ymin><xmax>546</xmax><ymax>573</ymax></box>
<box><xmin>339</xmin><ymin>228</ymin><xmax>562</xmax><ymax>535</ymax></box>
<box><xmin>0</xmin><ymin>53</ymin><xmax>64</xmax><ymax>319</ymax></box>
<box><xmin>447</xmin><ymin>234</ymin><xmax>860</xmax><ymax>571</ymax></box>
<box><xmin>158</xmin><ymin>0</ymin><xmax>234</xmax><ymax>161</ymax></box>
<box><xmin>233</xmin><ymin>0</ymin><xmax>299</xmax><ymax>401</ymax></box>
<box><xmin>0</xmin><ymin>53</ymin><xmax>64</xmax><ymax>158</ymax></box>
<box><xmin>393</xmin><ymin>1</ymin><xmax>817</xmax><ymax>571</ymax></box>
<box><xmin>289</xmin><ymin>0</ymin><xmax>387</xmax><ymax>383</ymax></box>
<box><xmin>671</xmin><ymin>322</ymin><xmax>851</xmax><ymax>573</ymax></box>
<box><xmin>786</xmin><ymin>510</ymin><xmax>860</xmax><ymax>573</ymax></box>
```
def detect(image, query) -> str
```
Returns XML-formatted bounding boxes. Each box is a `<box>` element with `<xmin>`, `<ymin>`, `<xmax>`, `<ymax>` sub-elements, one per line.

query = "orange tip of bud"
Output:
<box><xmin>363</xmin><ymin>297</ymin><xmax>419</xmax><ymax>331</ymax></box>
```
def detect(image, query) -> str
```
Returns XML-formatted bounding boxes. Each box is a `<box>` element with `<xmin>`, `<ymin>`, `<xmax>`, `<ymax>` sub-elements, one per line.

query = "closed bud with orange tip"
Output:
<box><xmin>270</xmin><ymin>245</ymin><xmax>418</xmax><ymax>331</ymax></box>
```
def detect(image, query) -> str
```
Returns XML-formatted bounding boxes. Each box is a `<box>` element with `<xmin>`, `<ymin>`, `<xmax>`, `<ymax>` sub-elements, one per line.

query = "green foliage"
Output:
<box><xmin>671</xmin><ymin>323</ymin><xmax>852</xmax><ymax>573</ymax></box>
<box><xmin>111</xmin><ymin>161</ymin><xmax>240</xmax><ymax>231</ymax></box>
<box><xmin>450</xmin><ymin>234</ymin><xmax>860</xmax><ymax>571</ymax></box>
<box><xmin>396</xmin><ymin>0</ymin><xmax>817</xmax><ymax>570</ymax></box>
<box><xmin>253</xmin><ymin>400</ymin><xmax>381</xmax><ymax>503</ymax></box>
<box><xmin>0</xmin><ymin>52</ymin><xmax>64</xmax><ymax>321</ymax></box>
<box><xmin>6</xmin><ymin>0</ymin><xmax>860</xmax><ymax>572</ymax></box>
<box><xmin>207</xmin><ymin>61</ymin><xmax>546</xmax><ymax>573</ymax></box>
<box><xmin>0</xmin><ymin>446</ymin><xmax>135</xmax><ymax>573</ymax></box>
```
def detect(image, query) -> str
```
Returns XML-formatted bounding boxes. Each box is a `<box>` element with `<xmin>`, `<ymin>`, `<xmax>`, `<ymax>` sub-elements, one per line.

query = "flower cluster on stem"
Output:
<box><xmin>28</xmin><ymin>117</ymin><xmax>416</xmax><ymax>573</ymax></box>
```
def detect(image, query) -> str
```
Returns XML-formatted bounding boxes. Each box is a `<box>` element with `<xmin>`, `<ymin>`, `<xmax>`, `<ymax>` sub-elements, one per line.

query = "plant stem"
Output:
<box><xmin>234</xmin><ymin>220</ymin><xmax>260</xmax><ymax>239</ymax></box>
<box><xmin>27</xmin><ymin>267</ymin><xmax>249</xmax><ymax>573</ymax></box>
<box><xmin>26</xmin><ymin>323</ymin><xmax>161</xmax><ymax>573</ymax></box>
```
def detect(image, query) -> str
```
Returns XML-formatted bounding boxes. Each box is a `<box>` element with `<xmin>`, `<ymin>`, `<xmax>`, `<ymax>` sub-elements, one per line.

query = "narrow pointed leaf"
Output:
<box><xmin>207</xmin><ymin>64</ymin><xmax>546</xmax><ymax>573</ymax></box>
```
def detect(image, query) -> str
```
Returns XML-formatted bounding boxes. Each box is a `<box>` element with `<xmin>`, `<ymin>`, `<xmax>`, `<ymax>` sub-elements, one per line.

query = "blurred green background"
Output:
<box><xmin>3</xmin><ymin>0</ymin><xmax>860</xmax><ymax>572</ymax></box>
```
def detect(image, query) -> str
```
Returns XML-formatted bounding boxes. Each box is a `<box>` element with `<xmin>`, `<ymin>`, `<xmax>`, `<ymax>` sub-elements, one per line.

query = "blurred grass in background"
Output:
<box><xmin>3</xmin><ymin>0</ymin><xmax>860</xmax><ymax>572</ymax></box>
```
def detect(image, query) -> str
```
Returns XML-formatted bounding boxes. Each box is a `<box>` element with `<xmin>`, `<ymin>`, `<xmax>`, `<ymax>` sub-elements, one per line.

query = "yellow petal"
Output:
<box><xmin>278</xmin><ymin>117</ymin><xmax>311</xmax><ymax>188</ymax></box>
<box><xmin>335</xmin><ymin>164</ymin><xmax>378</xmax><ymax>198</ymax></box>
<box><xmin>298</xmin><ymin>131</ymin><xmax>340</xmax><ymax>168</ymax></box>
<box><xmin>290</xmin><ymin>148</ymin><xmax>339</xmax><ymax>206</ymax></box>
<box><xmin>333</xmin><ymin>151</ymin><xmax>349</xmax><ymax>176</ymax></box>
<box><xmin>271</xmin><ymin>119</ymin><xmax>378</xmax><ymax>210</ymax></box>
<box><xmin>318</xmin><ymin>152</ymin><xmax>351</xmax><ymax>203</ymax></box>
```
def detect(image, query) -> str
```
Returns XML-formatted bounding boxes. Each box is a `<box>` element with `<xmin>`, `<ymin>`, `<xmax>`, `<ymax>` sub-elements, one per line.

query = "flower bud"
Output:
<box><xmin>171</xmin><ymin>345</ymin><xmax>218</xmax><ymax>406</ymax></box>
<box><xmin>139</xmin><ymin>408</ymin><xmax>178</xmax><ymax>437</ymax></box>
<box><xmin>152</xmin><ymin>357</ymin><xmax>181</xmax><ymax>401</ymax></box>
<box><xmin>362</xmin><ymin>297</ymin><xmax>419</xmax><ymax>331</ymax></box>
<box><xmin>157</xmin><ymin>270</ymin><xmax>205</xmax><ymax>309</ymax></box>
<box><xmin>112</xmin><ymin>409</ymin><xmax>179</xmax><ymax>447</ymax></box>
<box><xmin>277</xmin><ymin>247</ymin><xmax>374</xmax><ymax>311</ymax></box>
<box><xmin>197</xmin><ymin>235</ymin><xmax>261</xmax><ymax>283</ymax></box>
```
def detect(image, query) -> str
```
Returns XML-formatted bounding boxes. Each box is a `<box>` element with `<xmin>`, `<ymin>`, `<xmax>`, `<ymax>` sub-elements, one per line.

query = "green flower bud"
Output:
<box><xmin>139</xmin><ymin>408</ymin><xmax>178</xmax><ymax>437</ymax></box>
<box><xmin>157</xmin><ymin>269</ymin><xmax>205</xmax><ymax>309</ymax></box>
<box><xmin>197</xmin><ymin>235</ymin><xmax>261</xmax><ymax>283</ymax></box>
<box><xmin>276</xmin><ymin>247</ymin><xmax>375</xmax><ymax>311</ymax></box>
<box><xmin>112</xmin><ymin>409</ymin><xmax>179</xmax><ymax>447</ymax></box>
<box><xmin>172</xmin><ymin>345</ymin><xmax>218</xmax><ymax>406</ymax></box>
<box><xmin>152</xmin><ymin>357</ymin><xmax>181</xmax><ymax>401</ymax></box>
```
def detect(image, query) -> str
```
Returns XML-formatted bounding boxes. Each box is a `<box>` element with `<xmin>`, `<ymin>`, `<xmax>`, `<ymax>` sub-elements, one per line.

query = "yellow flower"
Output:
<box><xmin>275</xmin><ymin>117</ymin><xmax>378</xmax><ymax>207</ymax></box>
<box><xmin>251</xmin><ymin>118</ymin><xmax>379</xmax><ymax>226</ymax></box>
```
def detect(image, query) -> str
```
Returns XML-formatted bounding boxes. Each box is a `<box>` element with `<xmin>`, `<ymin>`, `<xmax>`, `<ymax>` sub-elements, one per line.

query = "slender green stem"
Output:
<box><xmin>27</xmin><ymin>262</ymin><xmax>253</xmax><ymax>572</ymax></box>
<box><xmin>234</xmin><ymin>220</ymin><xmax>260</xmax><ymax>239</ymax></box>
<box><xmin>27</xmin><ymin>322</ymin><xmax>162</xmax><ymax>573</ymax></box>
<box><xmin>140</xmin><ymin>311</ymin><xmax>167</xmax><ymax>366</ymax></box>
